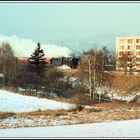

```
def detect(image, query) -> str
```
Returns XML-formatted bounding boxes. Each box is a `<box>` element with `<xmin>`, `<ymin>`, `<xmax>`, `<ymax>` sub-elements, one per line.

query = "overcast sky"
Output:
<box><xmin>0</xmin><ymin>2</ymin><xmax>140</xmax><ymax>51</ymax></box>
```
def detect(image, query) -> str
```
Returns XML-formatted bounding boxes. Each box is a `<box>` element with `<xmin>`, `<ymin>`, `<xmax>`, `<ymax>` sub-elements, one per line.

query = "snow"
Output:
<box><xmin>0</xmin><ymin>90</ymin><xmax>74</xmax><ymax>112</ymax></box>
<box><xmin>95</xmin><ymin>86</ymin><xmax>140</xmax><ymax>103</ymax></box>
<box><xmin>0</xmin><ymin>73</ymin><xmax>4</xmax><ymax>78</ymax></box>
<box><xmin>57</xmin><ymin>65</ymin><xmax>71</xmax><ymax>70</ymax></box>
<box><xmin>0</xmin><ymin>119</ymin><xmax>140</xmax><ymax>137</ymax></box>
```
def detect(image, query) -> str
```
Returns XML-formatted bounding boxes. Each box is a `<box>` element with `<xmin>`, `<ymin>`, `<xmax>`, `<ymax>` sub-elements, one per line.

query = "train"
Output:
<box><xmin>46</xmin><ymin>56</ymin><xmax>80</xmax><ymax>69</ymax></box>
<box><xmin>17</xmin><ymin>56</ymin><xmax>80</xmax><ymax>69</ymax></box>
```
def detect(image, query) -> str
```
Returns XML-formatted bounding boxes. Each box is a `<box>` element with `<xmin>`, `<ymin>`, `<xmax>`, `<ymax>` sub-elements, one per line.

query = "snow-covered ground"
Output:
<box><xmin>57</xmin><ymin>64</ymin><xmax>71</xmax><ymax>70</ymax></box>
<box><xmin>0</xmin><ymin>119</ymin><xmax>140</xmax><ymax>137</ymax></box>
<box><xmin>95</xmin><ymin>86</ymin><xmax>140</xmax><ymax>103</ymax></box>
<box><xmin>0</xmin><ymin>90</ymin><xmax>74</xmax><ymax>112</ymax></box>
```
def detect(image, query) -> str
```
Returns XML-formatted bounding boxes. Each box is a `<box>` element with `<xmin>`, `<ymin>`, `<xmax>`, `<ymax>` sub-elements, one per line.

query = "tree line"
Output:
<box><xmin>0</xmin><ymin>41</ymin><xmax>136</xmax><ymax>104</ymax></box>
<box><xmin>0</xmin><ymin>42</ymin><xmax>75</xmax><ymax>98</ymax></box>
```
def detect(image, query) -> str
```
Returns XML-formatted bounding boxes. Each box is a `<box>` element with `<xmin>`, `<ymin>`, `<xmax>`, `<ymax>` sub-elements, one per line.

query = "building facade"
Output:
<box><xmin>116</xmin><ymin>36</ymin><xmax>140</xmax><ymax>71</ymax></box>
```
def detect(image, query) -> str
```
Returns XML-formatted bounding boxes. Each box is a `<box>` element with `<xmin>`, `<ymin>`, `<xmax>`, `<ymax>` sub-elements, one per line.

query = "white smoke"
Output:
<box><xmin>0</xmin><ymin>34</ymin><xmax>73</xmax><ymax>58</ymax></box>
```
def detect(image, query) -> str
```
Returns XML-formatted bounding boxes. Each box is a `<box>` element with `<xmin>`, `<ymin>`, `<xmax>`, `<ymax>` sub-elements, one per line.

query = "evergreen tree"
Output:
<box><xmin>28</xmin><ymin>42</ymin><xmax>46</xmax><ymax>77</ymax></box>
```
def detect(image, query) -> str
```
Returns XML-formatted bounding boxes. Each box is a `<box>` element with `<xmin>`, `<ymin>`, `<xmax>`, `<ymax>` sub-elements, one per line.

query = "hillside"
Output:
<box><xmin>0</xmin><ymin>89</ymin><xmax>74</xmax><ymax>112</ymax></box>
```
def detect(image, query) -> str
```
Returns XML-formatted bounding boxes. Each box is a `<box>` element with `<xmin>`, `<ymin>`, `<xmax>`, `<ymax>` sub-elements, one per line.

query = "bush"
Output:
<box><xmin>71</xmin><ymin>94</ymin><xmax>90</xmax><ymax>105</ymax></box>
<box><xmin>43</xmin><ymin>67</ymin><xmax>74</xmax><ymax>98</ymax></box>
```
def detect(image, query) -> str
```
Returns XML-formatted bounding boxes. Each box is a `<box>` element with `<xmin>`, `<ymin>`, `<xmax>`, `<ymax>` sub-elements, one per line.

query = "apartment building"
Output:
<box><xmin>116</xmin><ymin>36</ymin><xmax>140</xmax><ymax>71</ymax></box>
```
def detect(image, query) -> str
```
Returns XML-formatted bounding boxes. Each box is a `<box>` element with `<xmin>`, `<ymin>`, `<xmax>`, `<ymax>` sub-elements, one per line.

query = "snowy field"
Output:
<box><xmin>0</xmin><ymin>90</ymin><xmax>74</xmax><ymax>112</ymax></box>
<box><xmin>0</xmin><ymin>119</ymin><xmax>140</xmax><ymax>138</ymax></box>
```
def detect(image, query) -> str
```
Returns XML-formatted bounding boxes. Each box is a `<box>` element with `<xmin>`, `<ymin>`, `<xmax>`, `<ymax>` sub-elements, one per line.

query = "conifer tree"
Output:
<box><xmin>28</xmin><ymin>42</ymin><xmax>46</xmax><ymax>77</ymax></box>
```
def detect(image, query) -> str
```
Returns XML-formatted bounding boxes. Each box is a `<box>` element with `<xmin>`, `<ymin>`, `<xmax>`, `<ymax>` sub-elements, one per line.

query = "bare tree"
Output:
<box><xmin>118</xmin><ymin>51</ymin><xmax>136</xmax><ymax>75</ymax></box>
<box><xmin>78</xmin><ymin>49</ymin><xmax>97</xmax><ymax>102</ymax></box>
<box><xmin>0</xmin><ymin>42</ymin><xmax>17</xmax><ymax>86</ymax></box>
<box><xmin>78</xmin><ymin>46</ymin><xmax>114</xmax><ymax>103</ymax></box>
<box><xmin>127</xmin><ymin>55</ymin><xmax>136</xmax><ymax>74</ymax></box>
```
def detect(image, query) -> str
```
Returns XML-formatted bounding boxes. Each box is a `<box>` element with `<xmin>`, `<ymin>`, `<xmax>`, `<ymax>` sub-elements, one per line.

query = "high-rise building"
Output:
<box><xmin>116</xmin><ymin>36</ymin><xmax>140</xmax><ymax>71</ymax></box>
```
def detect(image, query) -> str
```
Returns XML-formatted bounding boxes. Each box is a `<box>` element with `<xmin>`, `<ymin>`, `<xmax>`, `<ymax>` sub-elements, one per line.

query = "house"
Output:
<box><xmin>17</xmin><ymin>57</ymin><xmax>28</xmax><ymax>64</ymax></box>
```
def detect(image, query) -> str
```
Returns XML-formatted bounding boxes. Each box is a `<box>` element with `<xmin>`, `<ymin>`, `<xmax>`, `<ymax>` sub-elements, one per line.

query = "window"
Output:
<box><xmin>128</xmin><ymin>39</ymin><xmax>133</xmax><ymax>44</ymax></box>
<box><xmin>127</xmin><ymin>52</ymin><xmax>132</xmax><ymax>55</ymax></box>
<box><xmin>119</xmin><ymin>39</ymin><xmax>124</xmax><ymax>44</ymax></box>
<box><xmin>136</xmin><ymin>39</ymin><xmax>140</xmax><ymax>43</ymax></box>
<box><xmin>119</xmin><ymin>52</ymin><xmax>124</xmax><ymax>56</ymax></box>
<box><xmin>120</xmin><ymin>45</ymin><xmax>124</xmax><ymax>49</ymax></box>
<box><xmin>136</xmin><ymin>52</ymin><xmax>140</xmax><ymax>56</ymax></box>
<box><xmin>136</xmin><ymin>58</ymin><xmax>140</xmax><ymax>62</ymax></box>
<box><xmin>136</xmin><ymin>45</ymin><xmax>140</xmax><ymax>50</ymax></box>
<box><xmin>136</xmin><ymin>64</ymin><xmax>140</xmax><ymax>68</ymax></box>
<box><xmin>127</xmin><ymin>45</ymin><xmax>130</xmax><ymax>49</ymax></box>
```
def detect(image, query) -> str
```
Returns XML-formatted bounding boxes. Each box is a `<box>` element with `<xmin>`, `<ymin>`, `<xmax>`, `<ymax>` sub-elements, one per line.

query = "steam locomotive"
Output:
<box><xmin>18</xmin><ymin>56</ymin><xmax>80</xmax><ymax>69</ymax></box>
<box><xmin>46</xmin><ymin>56</ymin><xmax>80</xmax><ymax>69</ymax></box>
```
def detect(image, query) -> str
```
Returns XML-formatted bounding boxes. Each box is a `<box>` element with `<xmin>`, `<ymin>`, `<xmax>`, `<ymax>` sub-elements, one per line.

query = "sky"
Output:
<box><xmin>0</xmin><ymin>2</ymin><xmax>140</xmax><ymax>54</ymax></box>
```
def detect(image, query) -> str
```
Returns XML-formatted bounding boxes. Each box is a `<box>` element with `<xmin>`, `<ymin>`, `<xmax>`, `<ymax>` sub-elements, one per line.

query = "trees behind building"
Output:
<box><xmin>117</xmin><ymin>51</ymin><xmax>136</xmax><ymax>75</ymax></box>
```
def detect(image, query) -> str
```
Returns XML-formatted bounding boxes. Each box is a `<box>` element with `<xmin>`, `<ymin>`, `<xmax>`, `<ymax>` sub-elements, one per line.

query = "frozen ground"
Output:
<box><xmin>0</xmin><ymin>119</ymin><xmax>140</xmax><ymax>138</ymax></box>
<box><xmin>57</xmin><ymin>64</ymin><xmax>71</xmax><ymax>70</ymax></box>
<box><xmin>0</xmin><ymin>90</ymin><xmax>74</xmax><ymax>112</ymax></box>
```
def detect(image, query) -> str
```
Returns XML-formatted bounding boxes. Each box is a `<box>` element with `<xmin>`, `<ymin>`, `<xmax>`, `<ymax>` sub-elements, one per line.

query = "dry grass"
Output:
<box><xmin>71</xmin><ymin>102</ymin><xmax>140</xmax><ymax>123</ymax></box>
<box><xmin>86</xmin><ymin>108</ymin><xmax>103</xmax><ymax>113</ymax></box>
<box><xmin>0</xmin><ymin>102</ymin><xmax>140</xmax><ymax>129</ymax></box>
<box><xmin>16</xmin><ymin>102</ymin><xmax>140</xmax><ymax>120</ymax></box>
<box><xmin>0</xmin><ymin>112</ymin><xmax>15</xmax><ymax>119</ymax></box>
<box><xmin>93</xmin><ymin>111</ymin><xmax>140</xmax><ymax>122</ymax></box>
<box><xmin>19</xmin><ymin>109</ymin><xmax>69</xmax><ymax>117</ymax></box>
<box><xmin>109</xmin><ymin>73</ymin><xmax>140</xmax><ymax>93</ymax></box>
<box><xmin>95</xmin><ymin>102</ymin><xmax>140</xmax><ymax>110</ymax></box>
<box><xmin>63</xmin><ymin>69</ymin><xmax>80</xmax><ymax>78</ymax></box>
